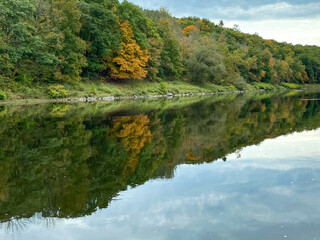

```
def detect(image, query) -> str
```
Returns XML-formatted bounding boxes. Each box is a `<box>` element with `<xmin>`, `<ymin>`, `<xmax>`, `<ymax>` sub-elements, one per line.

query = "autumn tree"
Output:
<box><xmin>182</xmin><ymin>25</ymin><xmax>200</xmax><ymax>35</ymax></box>
<box><xmin>108</xmin><ymin>20</ymin><xmax>149</xmax><ymax>80</ymax></box>
<box><xmin>112</xmin><ymin>115</ymin><xmax>152</xmax><ymax>176</ymax></box>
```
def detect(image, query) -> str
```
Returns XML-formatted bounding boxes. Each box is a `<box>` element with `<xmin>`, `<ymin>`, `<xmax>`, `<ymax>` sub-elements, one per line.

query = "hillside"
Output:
<box><xmin>0</xmin><ymin>0</ymin><xmax>320</xmax><ymax>100</ymax></box>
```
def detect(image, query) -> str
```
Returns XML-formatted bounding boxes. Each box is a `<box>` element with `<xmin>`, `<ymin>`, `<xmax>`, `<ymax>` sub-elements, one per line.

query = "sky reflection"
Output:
<box><xmin>2</xmin><ymin>129</ymin><xmax>320</xmax><ymax>240</ymax></box>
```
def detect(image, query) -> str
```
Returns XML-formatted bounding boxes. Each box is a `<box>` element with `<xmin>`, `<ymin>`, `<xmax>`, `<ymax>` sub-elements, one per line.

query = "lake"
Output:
<box><xmin>0</xmin><ymin>91</ymin><xmax>320</xmax><ymax>240</ymax></box>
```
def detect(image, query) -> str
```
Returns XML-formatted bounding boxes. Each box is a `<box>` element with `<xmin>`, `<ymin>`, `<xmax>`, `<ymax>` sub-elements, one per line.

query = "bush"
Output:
<box><xmin>15</xmin><ymin>74</ymin><xmax>33</xmax><ymax>84</ymax></box>
<box><xmin>281</xmin><ymin>82</ymin><xmax>301</xmax><ymax>89</ymax></box>
<box><xmin>0</xmin><ymin>89</ymin><xmax>6</xmax><ymax>100</ymax></box>
<box><xmin>159</xmin><ymin>81</ymin><xmax>167</xmax><ymax>94</ymax></box>
<box><xmin>228</xmin><ymin>84</ymin><xmax>237</xmax><ymax>91</ymax></box>
<box><xmin>232</xmin><ymin>77</ymin><xmax>248</xmax><ymax>91</ymax></box>
<box><xmin>251</xmin><ymin>82</ymin><xmax>276</xmax><ymax>90</ymax></box>
<box><xmin>47</xmin><ymin>85</ymin><xmax>69</xmax><ymax>99</ymax></box>
<box><xmin>90</xmin><ymin>83</ymin><xmax>97</xmax><ymax>96</ymax></box>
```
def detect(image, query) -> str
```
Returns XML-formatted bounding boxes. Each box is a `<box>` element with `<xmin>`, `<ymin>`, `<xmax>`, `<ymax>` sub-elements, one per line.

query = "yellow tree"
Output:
<box><xmin>112</xmin><ymin>115</ymin><xmax>152</xmax><ymax>176</ymax></box>
<box><xmin>109</xmin><ymin>20</ymin><xmax>149</xmax><ymax>80</ymax></box>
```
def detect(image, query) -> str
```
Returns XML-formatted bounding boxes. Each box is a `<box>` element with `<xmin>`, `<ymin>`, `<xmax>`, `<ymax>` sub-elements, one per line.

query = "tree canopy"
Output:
<box><xmin>0</xmin><ymin>0</ymin><xmax>319</xmax><ymax>86</ymax></box>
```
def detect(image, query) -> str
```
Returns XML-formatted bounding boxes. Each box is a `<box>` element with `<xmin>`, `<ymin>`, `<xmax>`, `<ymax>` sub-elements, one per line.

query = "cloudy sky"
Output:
<box><xmin>126</xmin><ymin>0</ymin><xmax>320</xmax><ymax>46</ymax></box>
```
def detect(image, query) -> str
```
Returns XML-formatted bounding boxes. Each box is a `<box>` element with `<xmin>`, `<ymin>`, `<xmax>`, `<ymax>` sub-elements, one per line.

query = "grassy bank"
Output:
<box><xmin>0</xmin><ymin>80</ymin><xmax>241</xmax><ymax>100</ymax></box>
<box><xmin>1</xmin><ymin>79</ymin><xmax>320</xmax><ymax>102</ymax></box>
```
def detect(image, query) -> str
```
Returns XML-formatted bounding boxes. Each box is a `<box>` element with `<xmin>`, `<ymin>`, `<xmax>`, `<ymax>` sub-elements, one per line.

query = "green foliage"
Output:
<box><xmin>15</xmin><ymin>73</ymin><xmax>33</xmax><ymax>84</ymax></box>
<box><xmin>0</xmin><ymin>0</ymin><xmax>319</xmax><ymax>91</ymax></box>
<box><xmin>281</xmin><ymin>82</ymin><xmax>301</xmax><ymax>89</ymax></box>
<box><xmin>0</xmin><ymin>89</ymin><xmax>6</xmax><ymax>100</ymax></box>
<box><xmin>78</xmin><ymin>0</ymin><xmax>121</xmax><ymax>76</ymax></box>
<box><xmin>251</xmin><ymin>82</ymin><xmax>277</xmax><ymax>90</ymax></box>
<box><xmin>90</xmin><ymin>83</ymin><xmax>97</xmax><ymax>96</ymax></box>
<box><xmin>158</xmin><ymin>31</ymin><xmax>183</xmax><ymax>80</ymax></box>
<box><xmin>185</xmin><ymin>38</ymin><xmax>225</xmax><ymax>83</ymax></box>
<box><xmin>232</xmin><ymin>77</ymin><xmax>250</xmax><ymax>91</ymax></box>
<box><xmin>159</xmin><ymin>81</ymin><xmax>167</xmax><ymax>94</ymax></box>
<box><xmin>47</xmin><ymin>85</ymin><xmax>69</xmax><ymax>99</ymax></box>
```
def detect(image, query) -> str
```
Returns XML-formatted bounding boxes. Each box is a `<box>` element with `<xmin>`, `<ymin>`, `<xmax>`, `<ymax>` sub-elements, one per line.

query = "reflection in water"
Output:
<box><xmin>0</xmin><ymin>92</ymin><xmax>320</xmax><ymax>239</ymax></box>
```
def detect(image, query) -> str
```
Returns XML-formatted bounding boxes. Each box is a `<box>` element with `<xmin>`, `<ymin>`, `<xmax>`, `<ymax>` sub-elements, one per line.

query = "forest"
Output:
<box><xmin>1</xmin><ymin>0</ymin><xmax>320</xmax><ymax>100</ymax></box>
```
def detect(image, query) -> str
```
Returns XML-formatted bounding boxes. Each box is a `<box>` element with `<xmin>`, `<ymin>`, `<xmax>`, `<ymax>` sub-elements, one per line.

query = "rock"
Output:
<box><xmin>103</xmin><ymin>96</ymin><xmax>115</xmax><ymax>101</ymax></box>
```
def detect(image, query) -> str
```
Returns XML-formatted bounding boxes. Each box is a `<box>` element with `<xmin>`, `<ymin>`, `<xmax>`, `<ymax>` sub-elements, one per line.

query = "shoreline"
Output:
<box><xmin>1</xmin><ymin>81</ymin><xmax>319</xmax><ymax>106</ymax></box>
<box><xmin>0</xmin><ymin>90</ymin><xmax>248</xmax><ymax>105</ymax></box>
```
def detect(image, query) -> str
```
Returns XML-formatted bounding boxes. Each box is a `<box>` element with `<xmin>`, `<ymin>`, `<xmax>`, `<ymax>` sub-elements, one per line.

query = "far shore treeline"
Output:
<box><xmin>1</xmin><ymin>0</ymin><xmax>320</xmax><ymax>99</ymax></box>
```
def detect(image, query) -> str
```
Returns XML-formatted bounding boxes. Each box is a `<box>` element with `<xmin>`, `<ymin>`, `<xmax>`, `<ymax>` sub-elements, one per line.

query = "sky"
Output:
<box><xmin>125</xmin><ymin>0</ymin><xmax>320</xmax><ymax>46</ymax></box>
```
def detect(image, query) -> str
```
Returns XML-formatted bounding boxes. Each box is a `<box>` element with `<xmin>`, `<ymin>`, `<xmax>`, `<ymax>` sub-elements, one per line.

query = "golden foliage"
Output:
<box><xmin>186</xmin><ymin>152</ymin><xmax>200</xmax><ymax>161</ymax></box>
<box><xmin>182</xmin><ymin>25</ymin><xmax>200</xmax><ymax>35</ymax></box>
<box><xmin>113</xmin><ymin>115</ymin><xmax>152</xmax><ymax>175</ymax></box>
<box><xmin>109</xmin><ymin>21</ymin><xmax>150</xmax><ymax>80</ymax></box>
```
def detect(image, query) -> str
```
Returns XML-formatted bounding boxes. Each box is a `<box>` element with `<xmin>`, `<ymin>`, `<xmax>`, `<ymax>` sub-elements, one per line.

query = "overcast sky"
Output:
<box><xmin>126</xmin><ymin>0</ymin><xmax>320</xmax><ymax>46</ymax></box>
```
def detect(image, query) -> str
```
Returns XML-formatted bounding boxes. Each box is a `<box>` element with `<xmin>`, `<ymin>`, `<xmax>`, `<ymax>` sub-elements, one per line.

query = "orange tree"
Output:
<box><xmin>108</xmin><ymin>20</ymin><xmax>149</xmax><ymax>80</ymax></box>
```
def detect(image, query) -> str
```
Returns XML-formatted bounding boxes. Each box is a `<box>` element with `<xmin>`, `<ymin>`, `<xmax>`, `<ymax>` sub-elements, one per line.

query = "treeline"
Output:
<box><xmin>1</xmin><ymin>92</ymin><xmax>320</xmax><ymax>221</ymax></box>
<box><xmin>1</xmin><ymin>0</ymin><xmax>320</xmax><ymax>87</ymax></box>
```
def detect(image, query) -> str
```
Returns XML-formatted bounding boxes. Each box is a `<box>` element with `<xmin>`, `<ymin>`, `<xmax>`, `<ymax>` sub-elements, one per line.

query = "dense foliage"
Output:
<box><xmin>0</xmin><ymin>0</ymin><xmax>320</xmax><ymax>88</ymax></box>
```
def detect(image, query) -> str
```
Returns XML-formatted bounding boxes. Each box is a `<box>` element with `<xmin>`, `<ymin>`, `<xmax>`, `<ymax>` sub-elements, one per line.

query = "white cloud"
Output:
<box><xmin>223</xmin><ymin>18</ymin><xmax>320</xmax><ymax>46</ymax></box>
<box><xmin>213</xmin><ymin>2</ymin><xmax>320</xmax><ymax>20</ymax></box>
<box><xmin>224</xmin><ymin>128</ymin><xmax>320</xmax><ymax>170</ymax></box>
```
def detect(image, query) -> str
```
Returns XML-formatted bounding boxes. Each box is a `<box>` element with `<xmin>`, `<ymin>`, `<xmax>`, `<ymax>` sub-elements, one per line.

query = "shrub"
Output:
<box><xmin>251</xmin><ymin>82</ymin><xmax>276</xmax><ymax>90</ymax></box>
<box><xmin>232</xmin><ymin>77</ymin><xmax>248</xmax><ymax>91</ymax></box>
<box><xmin>90</xmin><ymin>83</ymin><xmax>97</xmax><ymax>96</ymax></box>
<box><xmin>47</xmin><ymin>85</ymin><xmax>69</xmax><ymax>99</ymax></box>
<box><xmin>0</xmin><ymin>89</ymin><xmax>6</xmax><ymax>100</ymax></box>
<box><xmin>15</xmin><ymin>74</ymin><xmax>33</xmax><ymax>84</ymax></box>
<box><xmin>281</xmin><ymin>82</ymin><xmax>301</xmax><ymax>89</ymax></box>
<box><xmin>159</xmin><ymin>81</ymin><xmax>167</xmax><ymax>94</ymax></box>
<box><xmin>228</xmin><ymin>84</ymin><xmax>237</xmax><ymax>91</ymax></box>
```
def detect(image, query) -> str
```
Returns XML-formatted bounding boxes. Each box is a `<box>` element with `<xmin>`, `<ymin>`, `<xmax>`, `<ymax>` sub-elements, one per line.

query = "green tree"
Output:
<box><xmin>0</xmin><ymin>0</ymin><xmax>35</xmax><ymax>80</ymax></box>
<box><xmin>78</xmin><ymin>0</ymin><xmax>121</xmax><ymax>77</ymax></box>
<box><xmin>186</xmin><ymin>38</ymin><xmax>225</xmax><ymax>83</ymax></box>
<box><xmin>158</xmin><ymin>21</ymin><xmax>183</xmax><ymax>80</ymax></box>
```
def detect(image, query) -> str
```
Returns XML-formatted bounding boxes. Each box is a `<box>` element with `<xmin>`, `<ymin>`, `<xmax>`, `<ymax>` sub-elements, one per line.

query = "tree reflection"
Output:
<box><xmin>0</xmin><ymin>92</ymin><xmax>320</xmax><ymax>226</ymax></box>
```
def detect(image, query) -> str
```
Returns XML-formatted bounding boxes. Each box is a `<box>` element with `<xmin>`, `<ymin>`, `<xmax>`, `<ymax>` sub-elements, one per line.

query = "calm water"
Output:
<box><xmin>1</xmin><ymin>91</ymin><xmax>320</xmax><ymax>240</ymax></box>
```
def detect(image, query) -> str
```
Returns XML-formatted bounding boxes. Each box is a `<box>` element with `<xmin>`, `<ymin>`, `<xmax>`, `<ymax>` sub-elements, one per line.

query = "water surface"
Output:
<box><xmin>0</xmin><ymin>91</ymin><xmax>320</xmax><ymax>240</ymax></box>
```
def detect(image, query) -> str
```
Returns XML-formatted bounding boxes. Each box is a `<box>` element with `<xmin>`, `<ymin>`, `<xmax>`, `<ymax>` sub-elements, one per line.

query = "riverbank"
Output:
<box><xmin>0</xmin><ymin>80</ymin><xmax>320</xmax><ymax>104</ymax></box>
